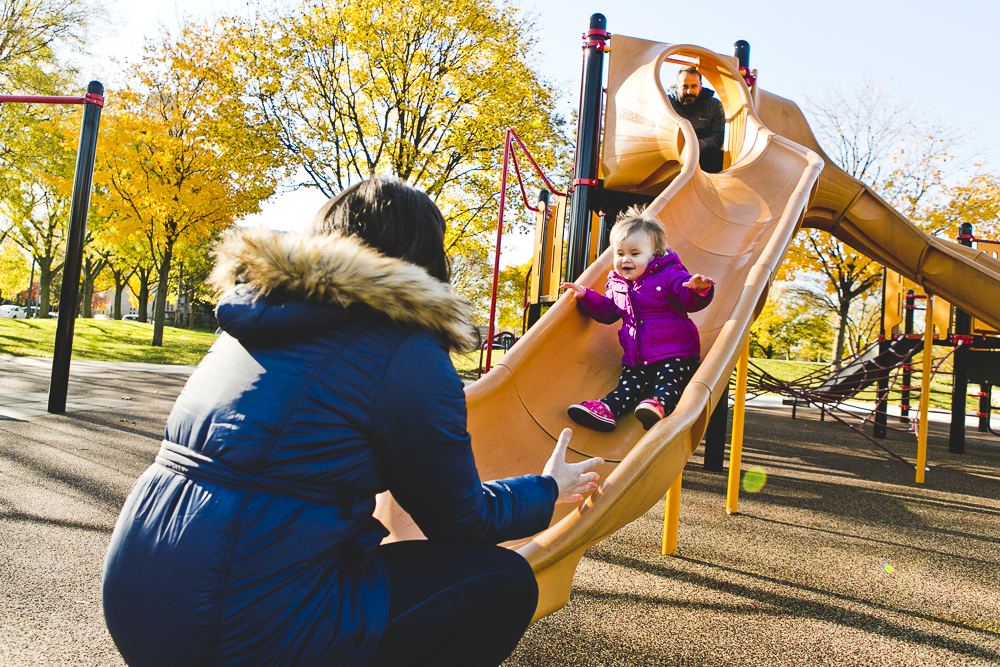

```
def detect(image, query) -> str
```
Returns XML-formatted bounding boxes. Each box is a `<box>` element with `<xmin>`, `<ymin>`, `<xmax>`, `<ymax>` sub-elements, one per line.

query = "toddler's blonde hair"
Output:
<box><xmin>609</xmin><ymin>207</ymin><xmax>668</xmax><ymax>256</ymax></box>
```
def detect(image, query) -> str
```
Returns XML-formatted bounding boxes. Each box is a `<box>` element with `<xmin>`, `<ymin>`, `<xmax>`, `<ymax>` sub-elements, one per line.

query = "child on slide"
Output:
<box><xmin>561</xmin><ymin>210</ymin><xmax>715</xmax><ymax>432</ymax></box>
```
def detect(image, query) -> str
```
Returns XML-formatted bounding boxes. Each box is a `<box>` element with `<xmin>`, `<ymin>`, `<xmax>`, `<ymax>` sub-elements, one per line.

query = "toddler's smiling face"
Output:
<box><xmin>613</xmin><ymin>232</ymin><xmax>657</xmax><ymax>282</ymax></box>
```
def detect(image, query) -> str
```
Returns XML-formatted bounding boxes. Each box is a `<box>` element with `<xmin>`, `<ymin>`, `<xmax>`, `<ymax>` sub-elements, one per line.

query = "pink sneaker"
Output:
<box><xmin>634</xmin><ymin>399</ymin><xmax>665</xmax><ymax>430</ymax></box>
<box><xmin>567</xmin><ymin>400</ymin><xmax>616</xmax><ymax>432</ymax></box>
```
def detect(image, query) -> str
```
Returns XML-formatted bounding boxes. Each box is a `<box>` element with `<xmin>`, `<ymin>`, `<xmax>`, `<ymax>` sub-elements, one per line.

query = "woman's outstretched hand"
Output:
<box><xmin>542</xmin><ymin>428</ymin><xmax>604</xmax><ymax>504</ymax></box>
<box><xmin>559</xmin><ymin>282</ymin><xmax>586</xmax><ymax>298</ymax></box>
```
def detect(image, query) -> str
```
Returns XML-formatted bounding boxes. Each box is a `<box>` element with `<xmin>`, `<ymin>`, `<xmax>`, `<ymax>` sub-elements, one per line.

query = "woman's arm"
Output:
<box><xmin>370</xmin><ymin>332</ymin><xmax>600</xmax><ymax>545</ymax></box>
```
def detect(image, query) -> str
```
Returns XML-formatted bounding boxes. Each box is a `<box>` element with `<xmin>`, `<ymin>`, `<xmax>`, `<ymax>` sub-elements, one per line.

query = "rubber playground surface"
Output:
<box><xmin>1</xmin><ymin>357</ymin><xmax>998</xmax><ymax>666</ymax></box>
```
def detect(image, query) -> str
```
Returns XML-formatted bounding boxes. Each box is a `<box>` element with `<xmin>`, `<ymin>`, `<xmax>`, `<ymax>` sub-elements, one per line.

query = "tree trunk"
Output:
<box><xmin>175</xmin><ymin>262</ymin><xmax>185</xmax><ymax>329</ymax></box>
<box><xmin>80</xmin><ymin>263</ymin><xmax>94</xmax><ymax>318</ymax></box>
<box><xmin>151</xmin><ymin>244</ymin><xmax>173</xmax><ymax>347</ymax></box>
<box><xmin>113</xmin><ymin>278</ymin><xmax>124</xmax><ymax>320</ymax></box>
<box><xmin>79</xmin><ymin>257</ymin><xmax>106</xmax><ymax>318</ymax></box>
<box><xmin>79</xmin><ymin>278</ymin><xmax>91</xmax><ymax>317</ymax></box>
<box><xmin>134</xmin><ymin>264</ymin><xmax>153</xmax><ymax>323</ymax></box>
<box><xmin>37</xmin><ymin>262</ymin><xmax>52</xmax><ymax>317</ymax></box>
<box><xmin>105</xmin><ymin>258</ymin><xmax>135</xmax><ymax>321</ymax></box>
<box><xmin>834</xmin><ymin>303</ymin><xmax>850</xmax><ymax>365</ymax></box>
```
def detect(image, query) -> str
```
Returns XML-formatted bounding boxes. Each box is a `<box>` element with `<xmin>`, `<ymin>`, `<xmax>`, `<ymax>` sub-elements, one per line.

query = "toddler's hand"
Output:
<box><xmin>560</xmin><ymin>282</ymin><xmax>587</xmax><ymax>298</ymax></box>
<box><xmin>683</xmin><ymin>274</ymin><xmax>715</xmax><ymax>292</ymax></box>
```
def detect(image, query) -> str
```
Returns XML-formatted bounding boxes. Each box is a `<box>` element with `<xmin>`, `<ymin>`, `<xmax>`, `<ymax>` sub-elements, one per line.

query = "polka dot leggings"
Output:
<box><xmin>601</xmin><ymin>357</ymin><xmax>699</xmax><ymax>419</ymax></box>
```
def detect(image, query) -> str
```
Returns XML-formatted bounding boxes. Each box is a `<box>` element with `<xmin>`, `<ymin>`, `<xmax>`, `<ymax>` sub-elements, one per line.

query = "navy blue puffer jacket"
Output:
<box><xmin>101</xmin><ymin>229</ymin><xmax>558</xmax><ymax>666</ymax></box>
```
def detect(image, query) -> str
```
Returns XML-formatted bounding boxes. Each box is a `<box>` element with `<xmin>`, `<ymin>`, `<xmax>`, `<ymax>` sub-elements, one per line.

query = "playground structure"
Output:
<box><xmin>372</xmin><ymin>16</ymin><xmax>1000</xmax><ymax>621</ymax></box>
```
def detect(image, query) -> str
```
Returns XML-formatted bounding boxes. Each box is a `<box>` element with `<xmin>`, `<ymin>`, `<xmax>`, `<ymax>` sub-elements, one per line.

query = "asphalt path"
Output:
<box><xmin>0</xmin><ymin>357</ymin><xmax>188</xmax><ymax>666</ymax></box>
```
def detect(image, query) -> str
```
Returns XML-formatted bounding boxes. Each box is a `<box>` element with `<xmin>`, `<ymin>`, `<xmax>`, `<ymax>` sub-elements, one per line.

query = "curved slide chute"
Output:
<box><xmin>752</xmin><ymin>88</ymin><xmax>1000</xmax><ymax>330</ymax></box>
<box><xmin>375</xmin><ymin>34</ymin><xmax>1000</xmax><ymax>621</ymax></box>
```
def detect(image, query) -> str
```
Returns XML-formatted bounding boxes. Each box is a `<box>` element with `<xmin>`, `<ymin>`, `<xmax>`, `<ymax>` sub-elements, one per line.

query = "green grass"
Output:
<box><xmin>451</xmin><ymin>349</ymin><xmax>506</xmax><ymax>381</ymax></box>
<box><xmin>2</xmin><ymin>319</ymin><xmax>994</xmax><ymax>415</ymax></box>
<box><xmin>1</xmin><ymin>317</ymin><xmax>507</xmax><ymax>372</ymax></box>
<box><xmin>747</xmin><ymin>358</ymin><xmax>827</xmax><ymax>383</ymax></box>
<box><xmin>0</xmin><ymin>318</ymin><xmax>217</xmax><ymax>365</ymax></box>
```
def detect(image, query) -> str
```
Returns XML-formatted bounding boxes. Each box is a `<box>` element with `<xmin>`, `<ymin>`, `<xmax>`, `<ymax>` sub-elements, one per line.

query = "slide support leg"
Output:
<box><xmin>726</xmin><ymin>338</ymin><xmax>750</xmax><ymax>515</ymax></box>
<box><xmin>661</xmin><ymin>473</ymin><xmax>682</xmax><ymax>556</ymax></box>
<box><xmin>916</xmin><ymin>296</ymin><xmax>934</xmax><ymax>484</ymax></box>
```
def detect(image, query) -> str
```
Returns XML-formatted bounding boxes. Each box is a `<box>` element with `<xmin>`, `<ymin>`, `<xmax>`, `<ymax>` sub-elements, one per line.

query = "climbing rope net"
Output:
<box><xmin>744</xmin><ymin>336</ymin><xmax>997</xmax><ymax>468</ymax></box>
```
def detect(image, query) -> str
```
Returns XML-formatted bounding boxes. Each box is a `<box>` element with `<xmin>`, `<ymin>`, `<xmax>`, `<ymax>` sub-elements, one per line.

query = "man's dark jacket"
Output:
<box><xmin>101</xmin><ymin>228</ymin><xmax>558</xmax><ymax>667</ymax></box>
<box><xmin>667</xmin><ymin>86</ymin><xmax>726</xmax><ymax>173</ymax></box>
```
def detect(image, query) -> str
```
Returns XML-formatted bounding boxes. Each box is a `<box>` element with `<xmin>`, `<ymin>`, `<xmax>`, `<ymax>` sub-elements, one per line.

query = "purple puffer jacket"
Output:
<box><xmin>578</xmin><ymin>251</ymin><xmax>714</xmax><ymax>367</ymax></box>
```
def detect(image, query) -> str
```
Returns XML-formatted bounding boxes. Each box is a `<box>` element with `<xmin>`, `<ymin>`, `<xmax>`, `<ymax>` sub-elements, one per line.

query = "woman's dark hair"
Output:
<box><xmin>311</xmin><ymin>176</ymin><xmax>450</xmax><ymax>282</ymax></box>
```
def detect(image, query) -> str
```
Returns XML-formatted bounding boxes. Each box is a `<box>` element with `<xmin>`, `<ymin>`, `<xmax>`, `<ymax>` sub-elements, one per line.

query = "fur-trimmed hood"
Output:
<box><xmin>209</xmin><ymin>227</ymin><xmax>478</xmax><ymax>352</ymax></box>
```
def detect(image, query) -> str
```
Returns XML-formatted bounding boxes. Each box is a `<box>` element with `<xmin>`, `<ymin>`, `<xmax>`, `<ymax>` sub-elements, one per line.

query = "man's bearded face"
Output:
<box><xmin>677</xmin><ymin>73</ymin><xmax>702</xmax><ymax>105</ymax></box>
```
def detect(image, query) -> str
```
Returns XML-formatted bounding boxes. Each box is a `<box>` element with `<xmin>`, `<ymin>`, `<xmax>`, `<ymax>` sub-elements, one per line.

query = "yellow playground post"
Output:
<box><xmin>916</xmin><ymin>295</ymin><xmax>934</xmax><ymax>483</ymax></box>
<box><xmin>661</xmin><ymin>473</ymin><xmax>682</xmax><ymax>555</ymax></box>
<box><xmin>726</xmin><ymin>338</ymin><xmax>750</xmax><ymax>515</ymax></box>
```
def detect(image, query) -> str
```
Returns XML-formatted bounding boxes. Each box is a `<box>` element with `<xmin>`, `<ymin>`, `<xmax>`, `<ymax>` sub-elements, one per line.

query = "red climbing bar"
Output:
<box><xmin>0</xmin><ymin>93</ymin><xmax>104</xmax><ymax>107</ymax></box>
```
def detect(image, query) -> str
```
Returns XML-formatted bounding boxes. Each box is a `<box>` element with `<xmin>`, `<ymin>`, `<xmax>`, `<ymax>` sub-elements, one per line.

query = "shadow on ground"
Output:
<box><xmin>505</xmin><ymin>408</ymin><xmax>1000</xmax><ymax>667</ymax></box>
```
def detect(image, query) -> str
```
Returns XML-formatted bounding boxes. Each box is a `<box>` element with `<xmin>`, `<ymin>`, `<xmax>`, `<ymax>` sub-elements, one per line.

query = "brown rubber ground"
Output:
<box><xmin>2</xmin><ymin>358</ymin><xmax>997</xmax><ymax>666</ymax></box>
<box><xmin>505</xmin><ymin>403</ymin><xmax>1000</xmax><ymax>666</ymax></box>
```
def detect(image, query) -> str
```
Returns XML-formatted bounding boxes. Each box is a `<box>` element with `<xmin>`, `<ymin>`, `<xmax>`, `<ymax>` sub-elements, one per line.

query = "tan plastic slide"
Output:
<box><xmin>375</xmin><ymin>35</ymin><xmax>1000</xmax><ymax>621</ymax></box>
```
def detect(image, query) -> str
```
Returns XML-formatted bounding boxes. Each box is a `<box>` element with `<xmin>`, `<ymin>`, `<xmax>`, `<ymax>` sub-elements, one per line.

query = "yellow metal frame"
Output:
<box><xmin>883</xmin><ymin>269</ymin><xmax>951</xmax><ymax>338</ymax></box>
<box><xmin>915</xmin><ymin>295</ymin><xmax>934</xmax><ymax>484</ymax></box>
<box><xmin>529</xmin><ymin>194</ymin><xmax>568</xmax><ymax>305</ymax></box>
<box><xmin>661</xmin><ymin>473</ymin><xmax>682</xmax><ymax>555</ymax></box>
<box><xmin>726</xmin><ymin>338</ymin><xmax>750</xmax><ymax>515</ymax></box>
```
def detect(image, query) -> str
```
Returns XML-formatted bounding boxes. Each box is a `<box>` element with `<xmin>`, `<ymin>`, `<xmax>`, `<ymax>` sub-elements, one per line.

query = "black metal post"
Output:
<box><xmin>733</xmin><ymin>40</ymin><xmax>750</xmax><ymax>69</ymax></box>
<box><xmin>565</xmin><ymin>13</ymin><xmax>607</xmax><ymax>282</ymax></box>
<box><xmin>703</xmin><ymin>385</ymin><xmax>728</xmax><ymax>471</ymax></box>
<box><xmin>900</xmin><ymin>290</ymin><xmax>915</xmax><ymax>422</ymax></box>
<box><xmin>979</xmin><ymin>383</ymin><xmax>992</xmax><ymax>433</ymax></box>
<box><xmin>48</xmin><ymin>81</ymin><xmax>103</xmax><ymax>414</ymax></box>
<box><xmin>949</xmin><ymin>222</ymin><xmax>974</xmax><ymax>453</ymax></box>
<box><xmin>596</xmin><ymin>212</ymin><xmax>612</xmax><ymax>258</ymax></box>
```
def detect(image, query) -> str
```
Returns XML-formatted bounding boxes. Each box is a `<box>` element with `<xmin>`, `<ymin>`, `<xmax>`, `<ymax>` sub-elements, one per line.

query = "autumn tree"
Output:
<box><xmin>780</xmin><ymin>239</ymin><xmax>882</xmax><ymax>364</ymax></box>
<box><xmin>918</xmin><ymin>173</ymin><xmax>1000</xmax><ymax>241</ymax></box>
<box><xmin>128</xmin><ymin>259</ymin><xmax>155</xmax><ymax>323</ymax></box>
<box><xmin>0</xmin><ymin>0</ymin><xmax>95</xmax><ymax>316</ymax></box>
<box><xmin>491</xmin><ymin>261</ymin><xmax>531</xmax><ymax>333</ymax></box>
<box><xmin>0</xmin><ymin>105</ymin><xmax>78</xmax><ymax>315</ymax></box>
<box><xmin>750</xmin><ymin>289</ymin><xmax>831</xmax><ymax>360</ymax></box>
<box><xmin>843</xmin><ymin>292</ymin><xmax>882</xmax><ymax>357</ymax></box>
<box><xmin>0</xmin><ymin>0</ymin><xmax>98</xmax><ymax>180</ymax></box>
<box><xmin>0</xmin><ymin>239</ymin><xmax>30</xmax><ymax>301</ymax></box>
<box><xmin>94</xmin><ymin>22</ymin><xmax>285</xmax><ymax>345</ymax></box>
<box><xmin>0</xmin><ymin>0</ymin><xmax>95</xmax><ymax>92</ymax></box>
<box><xmin>168</xmin><ymin>236</ymin><xmax>218</xmax><ymax>328</ymax></box>
<box><xmin>77</xmin><ymin>250</ymin><xmax>106</xmax><ymax>317</ymax></box>
<box><xmin>99</xmin><ymin>246</ymin><xmax>137</xmax><ymax>320</ymax></box>
<box><xmin>222</xmin><ymin>0</ymin><xmax>567</xmax><ymax>307</ymax></box>
<box><xmin>785</xmin><ymin>77</ymin><xmax>966</xmax><ymax>362</ymax></box>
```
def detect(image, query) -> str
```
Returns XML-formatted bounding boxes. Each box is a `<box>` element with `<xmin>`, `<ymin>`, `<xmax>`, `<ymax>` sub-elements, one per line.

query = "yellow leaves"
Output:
<box><xmin>92</xmin><ymin>20</ymin><xmax>283</xmax><ymax>256</ymax></box>
<box><xmin>225</xmin><ymin>0</ymin><xmax>562</xmax><ymax>198</ymax></box>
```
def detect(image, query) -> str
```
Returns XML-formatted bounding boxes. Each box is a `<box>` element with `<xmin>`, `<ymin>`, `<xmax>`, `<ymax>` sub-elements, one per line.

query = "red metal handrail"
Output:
<box><xmin>483</xmin><ymin>129</ymin><xmax>565</xmax><ymax>374</ymax></box>
<box><xmin>0</xmin><ymin>93</ymin><xmax>104</xmax><ymax>107</ymax></box>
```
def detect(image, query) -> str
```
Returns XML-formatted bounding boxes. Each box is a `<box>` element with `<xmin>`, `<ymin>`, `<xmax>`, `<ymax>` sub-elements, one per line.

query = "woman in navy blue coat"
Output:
<box><xmin>101</xmin><ymin>177</ymin><xmax>603</xmax><ymax>666</ymax></box>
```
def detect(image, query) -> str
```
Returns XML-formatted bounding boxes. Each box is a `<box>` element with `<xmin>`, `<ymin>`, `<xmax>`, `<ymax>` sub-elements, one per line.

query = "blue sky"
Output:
<box><xmin>92</xmin><ymin>0</ymin><xmax>1000</xmax><ymax>260</ymax></box>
